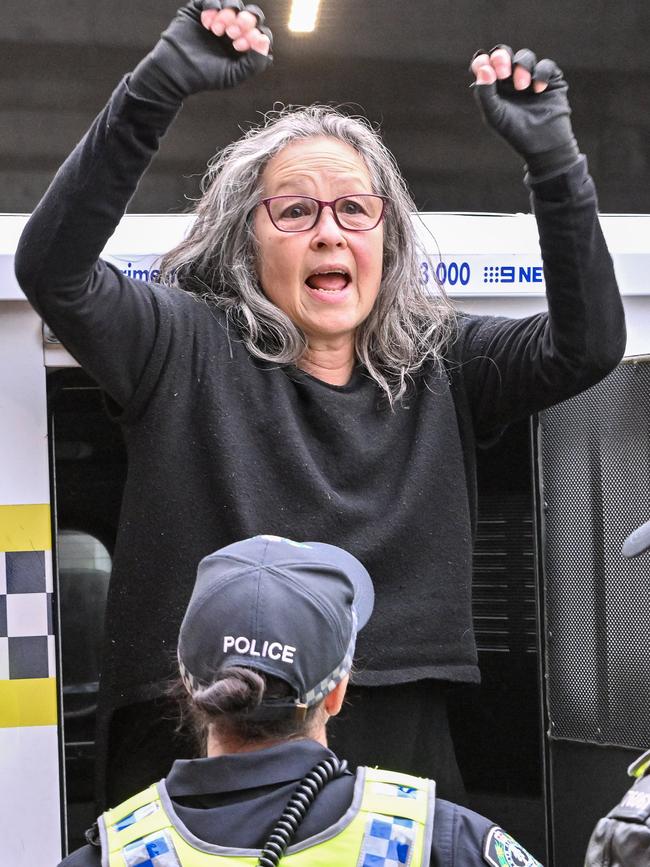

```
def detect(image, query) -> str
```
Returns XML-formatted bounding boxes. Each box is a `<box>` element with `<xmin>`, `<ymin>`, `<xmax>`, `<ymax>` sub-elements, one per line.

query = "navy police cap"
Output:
<box><xmin>177</xmin><ymin>535</ymin><xmax>374</xmax><ymax>711</ymax></box>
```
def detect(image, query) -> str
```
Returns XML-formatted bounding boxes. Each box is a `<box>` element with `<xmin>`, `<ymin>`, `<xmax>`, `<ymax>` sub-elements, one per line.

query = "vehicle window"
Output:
<box><xmin>58</xmin><ymin>530</ymin><xmax>112</xmax><ymax>573</ymax></box>
<box><xmin>57</xmin><ymin>529</ymin><xmax>111</xmax><ymax>691</ymax></box>
<box><xmin>57</xmin><ymin>530</ymin><xmax>112</xmax><ymax>834</ymax></box>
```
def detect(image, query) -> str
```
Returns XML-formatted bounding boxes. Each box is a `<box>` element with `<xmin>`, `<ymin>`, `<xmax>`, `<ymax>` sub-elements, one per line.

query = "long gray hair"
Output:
<box><xmin>159</xmin><ymin>105</ymin><xmax>456</xmax><ymax>405</ymax></box>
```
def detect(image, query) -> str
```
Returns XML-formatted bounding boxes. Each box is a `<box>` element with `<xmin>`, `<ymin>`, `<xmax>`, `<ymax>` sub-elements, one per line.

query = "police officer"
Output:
<box><xmin>584</xmin><ymin>750</ymin><xmax>650</xmax><ymax>866</ymax></box>
<box><xmin>584</xmin><ymin>519</ymin><xmax>650</xmax><ymax>866</ymax></box>
<box><xmin>59</xmin><ymin>535</ymin><xmax>542</xmax><ymax>866</ymax></box>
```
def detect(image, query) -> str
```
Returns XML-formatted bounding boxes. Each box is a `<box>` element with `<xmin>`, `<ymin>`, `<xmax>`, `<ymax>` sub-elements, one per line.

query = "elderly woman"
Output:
<box><xmin>16</xmin><ymin>1</ymin><xmax>625</xmax><ymax>810</ymax></box>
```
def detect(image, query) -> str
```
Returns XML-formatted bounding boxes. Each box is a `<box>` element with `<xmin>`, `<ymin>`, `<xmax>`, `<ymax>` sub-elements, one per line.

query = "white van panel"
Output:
<box><xmin>0</xmin><ymin>303</ymin><xmax>50</xmax><ymax>504</ymax></box>
<box><xmin>0</xmin><ymin>726</ymin><xmax>61</xmax><ymax>866</ymax></box>
<box><xmin>0</xmin><ymin>210</ymin><xmax>649</xmax><ymax>866</ymax></box>
<box><xmin>0</xmin><ymin>300</ymin><xmax>60</xmax><ymax>865</ymax></box>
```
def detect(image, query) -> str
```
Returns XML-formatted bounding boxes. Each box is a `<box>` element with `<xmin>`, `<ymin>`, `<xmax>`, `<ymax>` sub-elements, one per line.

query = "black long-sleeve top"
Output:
<box><xmin>15</xmin><ymin>78</ymin><xmax>625</xmax><ymax>741</ymax></box>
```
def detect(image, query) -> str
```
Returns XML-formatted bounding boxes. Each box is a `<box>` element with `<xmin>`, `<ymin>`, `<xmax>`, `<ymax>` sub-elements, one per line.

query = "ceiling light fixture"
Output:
<box><xmin>288</xmin><ymin>0</ymin><xmax>320</xmax><ymax>33</ymax></box>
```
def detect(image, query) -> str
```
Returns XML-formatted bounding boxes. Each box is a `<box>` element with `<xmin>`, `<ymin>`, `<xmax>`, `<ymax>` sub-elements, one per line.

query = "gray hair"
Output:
<box><xmin>159</xmin><ymin>105</ymin><xmax>456</xmax><ymax>405</ymax></box>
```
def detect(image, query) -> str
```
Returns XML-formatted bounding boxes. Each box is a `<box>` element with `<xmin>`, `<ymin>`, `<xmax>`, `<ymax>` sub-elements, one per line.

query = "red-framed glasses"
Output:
<box><xmin>260</xmin><ymin>194</ymin><xmax>388</xmax><ymax>233</ymax></box>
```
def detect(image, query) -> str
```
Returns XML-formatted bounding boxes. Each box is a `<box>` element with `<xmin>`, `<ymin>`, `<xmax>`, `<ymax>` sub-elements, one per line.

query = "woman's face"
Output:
<box><xmin>253</xmin><ymin>136</ymin><xmax>384</xmax><ymax>349</ymax></box>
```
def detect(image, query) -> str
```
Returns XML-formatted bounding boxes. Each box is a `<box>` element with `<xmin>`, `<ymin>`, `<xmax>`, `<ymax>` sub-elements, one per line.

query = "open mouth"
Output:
<box><xmin>305</xmin><ymin>268</ymin><xmax>351</xmax><ymax>292</ymax></box>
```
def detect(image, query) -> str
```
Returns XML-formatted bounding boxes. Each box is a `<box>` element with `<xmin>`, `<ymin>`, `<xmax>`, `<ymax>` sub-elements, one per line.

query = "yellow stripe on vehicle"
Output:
<box><xmin>0</xmin><ymin>678</ymin><xmax>58</xmax><ymax>727</ymax></box>
<box><xmin>0</xmin><ymin>504</ymin><xmax>51</xmax><ymax>552</ymax></box>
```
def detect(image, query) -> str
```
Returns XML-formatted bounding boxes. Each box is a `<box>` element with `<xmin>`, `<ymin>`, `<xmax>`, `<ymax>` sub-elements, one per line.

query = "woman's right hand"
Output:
<box><xmin>130</xmin><ymin>0</ymin><xmax>273</xmax><ymax>105</ymax></box>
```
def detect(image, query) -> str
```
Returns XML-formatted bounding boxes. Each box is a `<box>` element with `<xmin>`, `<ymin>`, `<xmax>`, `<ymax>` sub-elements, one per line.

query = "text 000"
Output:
<box><xmin>420</xmin><ymin>260</ymin><xmax>470</xmax><ymax>287</ymax></box>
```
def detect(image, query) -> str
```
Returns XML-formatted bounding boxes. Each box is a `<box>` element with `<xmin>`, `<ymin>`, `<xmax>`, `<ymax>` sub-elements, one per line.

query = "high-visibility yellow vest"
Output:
<box><xmin>100</xmin><ymin>766</ymin><xmax>435</xmax><ymax>866</ymax></box>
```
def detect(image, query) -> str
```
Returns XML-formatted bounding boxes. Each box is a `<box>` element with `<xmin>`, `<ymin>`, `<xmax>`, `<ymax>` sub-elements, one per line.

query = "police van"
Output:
<box><xmin>1</xmin><ymin>211</ymin><xmax>649</xmax><ymax>866</ymax></box>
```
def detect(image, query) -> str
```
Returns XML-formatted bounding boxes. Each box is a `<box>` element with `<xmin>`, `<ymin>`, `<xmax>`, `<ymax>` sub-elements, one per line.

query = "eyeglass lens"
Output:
<box><xmin>267</xmin><ymin>195</ymin><xmax>384</xmax><ymax>231</ymax></box>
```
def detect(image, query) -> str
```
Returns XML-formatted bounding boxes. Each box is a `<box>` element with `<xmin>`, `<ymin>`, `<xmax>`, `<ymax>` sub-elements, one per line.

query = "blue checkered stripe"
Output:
<box><xmin>371</xmin><ymin>783</ymin><xmax>418</xmax><ymax>800</ymax></box>
<box><xmin>0</xmin><ymin>551</ymin><xmax>54</xmax><ymax>680</ymax></box>
<box><xmin>122</xmin><ymin>830</ymin><xmax>181</xmax><ymax>867</ymax></box>
<box><xmin>177</xmin><ymin>655</ymin><xmax>198</xmax><ymax>695</ymax></box>
<box><xmin>113</xmin><ymin>801</ymin><xmax>160</xmax><ymax>832</ymax></box>
<box><xmin>302</xmin><ymin>609</ymin><xmax>358</xmax><ymax>707</ymax></box>
<box><xmin>358</xmin><ymin>813</ymin><xmax>416</xmax><ymax>867</ymax></box>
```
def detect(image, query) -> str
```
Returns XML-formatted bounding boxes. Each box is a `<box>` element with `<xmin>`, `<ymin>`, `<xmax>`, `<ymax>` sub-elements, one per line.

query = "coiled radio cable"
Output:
<box><xmin>256</xmin><ymin>756</ymin><xmax>349</xmax><ymax>867</ymax></box>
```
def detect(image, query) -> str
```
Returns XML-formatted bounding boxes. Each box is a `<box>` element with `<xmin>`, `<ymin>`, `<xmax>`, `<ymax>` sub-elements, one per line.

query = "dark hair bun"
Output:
<box><xmin>192</xmin><ymin>666</ymin><xmax>265</xmax><ymax>716</ymax></box>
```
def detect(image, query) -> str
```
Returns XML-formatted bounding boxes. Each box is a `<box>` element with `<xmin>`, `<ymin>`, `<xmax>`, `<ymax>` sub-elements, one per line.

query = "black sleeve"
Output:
<box><xmin>453</xmin><ymin>157</ymin><xmax>626</xmax><ymax>440</ymax></box>
<box><xmin>57</xmin><ymin>843</ymin><xmax>102</xmax><ymax>867</ymax></box>
<box><xmin>14</xmin><ymin>78</ymin><xmax>181</xmax><ymax>409</ymax></box>
<box><xmin>430</xmin><ymin>800</ymin><xmax>494</xmax><ymax>865</ymax></box>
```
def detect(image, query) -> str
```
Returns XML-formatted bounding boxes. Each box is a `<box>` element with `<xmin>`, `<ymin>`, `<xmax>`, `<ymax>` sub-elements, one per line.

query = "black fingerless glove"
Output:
<box><xmin>473</xmin><ymin>47</ymin><xmax>580</xmax><ymax>180</ymax></box>
<box><xmin>130</xmin><ymin>0</ymin><xmax>272</xmax><ymax>106</ymax></box>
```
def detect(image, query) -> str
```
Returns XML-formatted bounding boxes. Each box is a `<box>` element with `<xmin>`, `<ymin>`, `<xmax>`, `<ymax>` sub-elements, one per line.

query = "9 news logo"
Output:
<box><xmin>483</xmin><ymin>265</ymin><xmax>544</xmax><ymax>285</ymax></box>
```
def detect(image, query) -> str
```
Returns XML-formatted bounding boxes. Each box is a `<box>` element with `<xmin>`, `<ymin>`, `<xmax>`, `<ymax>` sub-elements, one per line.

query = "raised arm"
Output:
<box><xmin>455</xmin><ymin>46</ymin><xmax>626</xmax><ymax>438</ymax></box>
<box><xmin>14</xmin><ymin>1</ymin><xmax>272</xmax><ymax>409</ymax></box>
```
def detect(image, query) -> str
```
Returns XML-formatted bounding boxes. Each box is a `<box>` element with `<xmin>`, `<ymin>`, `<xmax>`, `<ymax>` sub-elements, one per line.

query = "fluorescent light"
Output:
<box><xmin>288</xmin><ymin>0</ymin><xmax>320</xmax><ymax>33</ymax></box>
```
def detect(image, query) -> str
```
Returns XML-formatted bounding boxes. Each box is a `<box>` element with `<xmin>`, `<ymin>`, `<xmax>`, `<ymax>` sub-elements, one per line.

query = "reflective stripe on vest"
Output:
<box><xmin>99</xmin><ymin>766</ymin><xmax>435</xmax><ymax>867</ymax></box>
